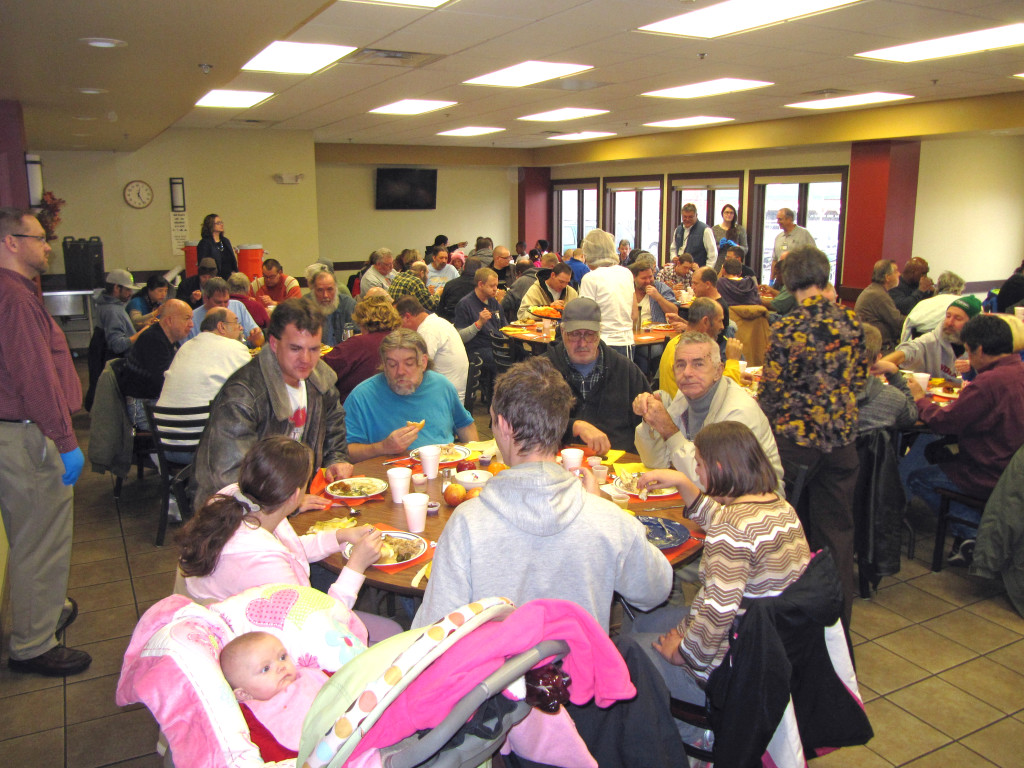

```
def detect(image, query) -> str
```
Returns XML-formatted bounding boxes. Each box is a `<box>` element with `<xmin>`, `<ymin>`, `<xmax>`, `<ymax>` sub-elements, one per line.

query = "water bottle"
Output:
<box><xmin>342</xmin><ymin>322</ymin><xmax>355</xmax><ymax>341</ymax></box>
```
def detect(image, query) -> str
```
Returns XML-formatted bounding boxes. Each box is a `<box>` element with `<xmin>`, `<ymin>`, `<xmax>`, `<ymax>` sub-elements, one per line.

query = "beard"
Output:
<box><xmin>313</xmin><ymin>293</ymin><xmax>340</xmax><ymax>316</ymax></box>
<box><xmin>940</xmin><ymin>326</ymin><xmax>960</xmax><ymax>344</ymax></box>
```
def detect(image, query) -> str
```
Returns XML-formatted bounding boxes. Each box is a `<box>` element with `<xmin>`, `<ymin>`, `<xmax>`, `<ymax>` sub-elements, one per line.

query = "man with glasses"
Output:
<box><xmin>544</xmin><ymin>298</ymin><xmax>649</xmax><ymax>453</ymax></box>
<box><xmin>186</xmin><ymin>277</ymin><xmax>264</xmax><ymax>347</ymax></box>
<box><xmin>634</xmin><ymin>331</ymin><xmax>782</xmax><ymax>491</ymax></box>
<box><xmin>0</xmin><ymin>208</ymin><xmax>90</xmax><ymax>676</ymax></box>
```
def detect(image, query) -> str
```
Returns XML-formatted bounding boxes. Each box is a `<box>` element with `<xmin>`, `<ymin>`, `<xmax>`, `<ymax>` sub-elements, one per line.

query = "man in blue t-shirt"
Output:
<box><xmin>344</xmin><ymin>328</ymin><xmax>478</xmax><ymax>461</ymax></box>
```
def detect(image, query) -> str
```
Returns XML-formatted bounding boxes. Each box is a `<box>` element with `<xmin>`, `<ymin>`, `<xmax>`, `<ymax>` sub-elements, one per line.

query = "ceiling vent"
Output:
<box><xmin>223</xmin><ymin>119</ymin><xmax>272</xmax><ymax>129</ymax></box>
<box><xmin>347</xmin><ymin>48</ymin><xmax>443</xmax><ymax>68</ymax></box>
<box><xmin>802</xmin><ymin>88</ymin><xmax>852</xmax><ymax>97</ymax></box>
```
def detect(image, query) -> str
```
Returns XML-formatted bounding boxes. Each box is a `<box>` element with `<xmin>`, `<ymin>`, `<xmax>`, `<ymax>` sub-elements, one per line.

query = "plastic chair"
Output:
<box><xmin>142</xmin><ymin>401</ymin><xmax>211</xmax><ymax>545</ymax></box>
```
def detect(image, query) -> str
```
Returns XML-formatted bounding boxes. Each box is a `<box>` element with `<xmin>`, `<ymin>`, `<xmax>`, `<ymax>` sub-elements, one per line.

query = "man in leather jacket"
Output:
<box><xmin>192</xmin><ymin>298</ymin><xmax>354</xmax><ymax>512</ymax></box>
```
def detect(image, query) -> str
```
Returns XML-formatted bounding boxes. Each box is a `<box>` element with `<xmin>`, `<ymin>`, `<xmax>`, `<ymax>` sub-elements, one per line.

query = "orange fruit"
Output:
<box><xmin>487</xmin><ymin>461</ymin><xmax>509</xmax><ymax>475</ymax></box>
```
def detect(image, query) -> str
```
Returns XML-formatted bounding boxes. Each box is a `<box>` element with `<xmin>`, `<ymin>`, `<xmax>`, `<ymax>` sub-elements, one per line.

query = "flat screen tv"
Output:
<box><xmin>375</xmin><ymin>168</ymin><xmax>437</xmax><ymax>210</ymax></box>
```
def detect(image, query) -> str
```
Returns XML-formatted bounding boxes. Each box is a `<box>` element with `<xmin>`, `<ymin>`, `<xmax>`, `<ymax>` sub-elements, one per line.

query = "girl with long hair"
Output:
<box><xmin>711</xmin><ymin>203</ymin><xmax>748</xmax><ymax>270</ymax></box>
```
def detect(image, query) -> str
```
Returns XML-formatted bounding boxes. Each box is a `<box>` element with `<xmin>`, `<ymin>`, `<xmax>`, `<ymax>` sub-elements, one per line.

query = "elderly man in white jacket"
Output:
<box><xmin>633</xmin><ymin>331</ymin><xmax>783</xmax><ymax>493</ymax></box>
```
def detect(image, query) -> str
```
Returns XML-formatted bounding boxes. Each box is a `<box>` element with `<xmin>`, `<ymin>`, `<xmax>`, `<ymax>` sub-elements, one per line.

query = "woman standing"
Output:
<box><xmin>126</xmin><ymin>275</ymin><xmax>169</xmax><ymax>330</ymax></box>
<box><xmin>198</xmin><ymin>213</ymin><xmax>238</xmax><ymax>279</ymax></box>
<box><xmin>711</xmin><ymin>203</ymin><xmax>747</xmax><ymax>270</ymax></box>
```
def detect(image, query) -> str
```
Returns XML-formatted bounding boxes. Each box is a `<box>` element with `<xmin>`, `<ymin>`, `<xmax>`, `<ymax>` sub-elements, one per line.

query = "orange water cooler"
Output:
<box><xmin>183</xmin><ymin>241</ymin><xmax>199</xmax><ymax>276</ymax></box>
<box><xmin>237</xmin><ymin>244</ymin><xmax>264</xmax><ymax>279</ymax></box>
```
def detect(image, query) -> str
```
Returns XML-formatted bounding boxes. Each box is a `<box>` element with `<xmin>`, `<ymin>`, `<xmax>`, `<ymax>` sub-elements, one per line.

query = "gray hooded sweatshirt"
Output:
<box><xmin>413</xmin><ymin>460</ymin><xmax>673</xmax><ymax>631</ymax></box>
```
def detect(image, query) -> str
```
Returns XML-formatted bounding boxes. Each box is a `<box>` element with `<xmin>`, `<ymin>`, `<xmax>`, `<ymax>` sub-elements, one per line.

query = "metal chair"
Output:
<box><xmin>932</xmin><ymin>487</ymin><xmax>989</xmax><ymax>572</ymax></box>
<box><xmin>462</xmin><ymin>353</ymin><xmax>484</xmax><ymax>411</ymax></box>
<box><xmin>142</xmin><ymin>401</ymin><xmax>211</xmax><ymax>545</ymax></box>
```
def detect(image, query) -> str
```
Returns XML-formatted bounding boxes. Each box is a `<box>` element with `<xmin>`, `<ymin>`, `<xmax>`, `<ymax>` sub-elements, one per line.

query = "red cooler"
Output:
<box><xmin>237</xmin><ymin>244</ymin><xmax>264</xmax><ymax>280</ymax></box>
<box><xmin>183</xmin><ymin>241</ymin><xmax>199</xmax><ymax>277</ymax></box>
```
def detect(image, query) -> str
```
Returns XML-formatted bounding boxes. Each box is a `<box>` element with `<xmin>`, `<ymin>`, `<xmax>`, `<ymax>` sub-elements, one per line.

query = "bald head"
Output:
<box><xmin>160</xmin><ymin>299</ymin><xmax>194</xmax><ymax>342</ymax></box>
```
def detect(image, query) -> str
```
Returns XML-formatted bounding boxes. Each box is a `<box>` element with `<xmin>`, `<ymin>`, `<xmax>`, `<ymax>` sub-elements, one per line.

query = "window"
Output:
<box><xmin>602</xmin><ymin>176</ymin><xmax>664</xmax><ymax>260</ymax></box>
<box><xmin>747</xmin><ymin>167</ymin><xmax>848</xmax><ymax>285</ymax></box>
<box><xmin>667</xmin><ymin>171</ymin><xmax>745</xmax><ymax>265</ymax></box>
<box><xmin>554</xmin><ymin>179</ymin><xmax>599</xmax><ymax>254</ymax></box>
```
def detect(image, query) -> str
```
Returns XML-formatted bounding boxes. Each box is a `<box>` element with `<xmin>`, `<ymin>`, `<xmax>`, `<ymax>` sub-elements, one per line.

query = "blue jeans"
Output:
<box><xmin>900</xmin><ymin>434</ymin><xmax>983</xmax><ymax>539</ymax></box>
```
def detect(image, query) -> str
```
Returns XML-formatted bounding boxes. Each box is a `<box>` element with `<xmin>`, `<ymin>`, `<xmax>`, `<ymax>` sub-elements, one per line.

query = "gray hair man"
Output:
<box><xmin>360</xmin><ymin>248</ymin><xmax>396</xmax><ymax>293</ymax></box>
<box><xmin>343</xmin><ymin>328</ymin><xmax>478</xmax><ymax>461</ymax></box>
<box><xmin>186</xmin><ymin>276</ymin><xmax>264</xmax><ymax>347</ymax></box>
<box><xmin>854</xmin><ymin>259</ymin><xmax>905</xmax><ymax>352</ymax></box>
<box><xmin>635</xmin><ymin>331</ymin><xmax>783</xmax><ymax>490</ymax></box>
<box><xmin>577</xmin><ymin>229</ymin><xmax>637</xmax><ymax>355</ymax></box>
<box><xmin>307</xmin><ymin>269</ymin><xmax>355</xmax><ymax>346</ymax></box>
<box><xmin>771</xmin><ymin>208</ymin><xmax>816</xmax><ymax>278</ymax></box>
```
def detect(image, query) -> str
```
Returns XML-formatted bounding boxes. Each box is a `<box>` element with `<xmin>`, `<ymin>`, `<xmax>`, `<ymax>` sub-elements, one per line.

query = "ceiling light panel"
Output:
<box><xmin>639</xmin><ymin>0</ymin><xmax>864</xmax><ymax>39</ymax></box>
<box><xmin>518</xmin><ymin>107</ymin><xmax>609</xmax><ymax>121</ymax></box>
<box><xmin>856</xmin><ymin>23</ymin><xmax>1024</xmax><ymax>63</ymax></box>
<box><xmin>196</xmin><ymin>90</ymin><xmax>274</xmax><ymax>108</ymax></box>
<box><xmin>643</xmin><ymin>78</ymin><xmax>773</xmax><ymax>99</ymax></box>
<box><xmin>243</xmin><ymin>41</ymin><xmax>357</xmax><ymax>74</ymax></box>
<box><xmin>644</xmin><ymin>116</ymin><xmax>734</xmax><ymax>128</ymax></box>
<box><xmin>548</xmin><ymin>132</ymin><xmax>616</xmax><ymax>141</ymax></box>
<box><xmin>786</xmin><ymin>92</ymin><xmax>913</xmax><ymax>109</ymax></box>
<box><xmin>370</xmin><ymin>99</ymin><xmax>457</xmax><ymax>114</ymax></box>
<box><xmin>79</xmin><ymin>37</ymin><xmax>127</xmax><ymax>48</ymax></box>
<box><xmin>437</xmin><ymin>126</ymin><xmax>505</xmax><ymax>136</ymax></box>
<box><xmin>464</xmin><ymin>61</ymin><xmax>592</xmax><ymax>87</ymax></box>
<box><xmin>346</xmin><ymin>0</ymin><xmax>449</xmax><ymax>7</ymax></box>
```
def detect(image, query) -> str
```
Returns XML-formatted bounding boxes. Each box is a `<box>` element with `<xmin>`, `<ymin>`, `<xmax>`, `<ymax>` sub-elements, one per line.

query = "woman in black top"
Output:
<box><xmin>198</xmin><ymin>213</ymin><xmax>238</xmax><ymax>279</ymax></box>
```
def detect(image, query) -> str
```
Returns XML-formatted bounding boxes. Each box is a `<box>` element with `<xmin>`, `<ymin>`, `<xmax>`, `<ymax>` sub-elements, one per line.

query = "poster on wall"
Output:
<box><xmin>170</xmin><ymin>212</ymin><xmax>189</xmax><ymax>256</ymax></box>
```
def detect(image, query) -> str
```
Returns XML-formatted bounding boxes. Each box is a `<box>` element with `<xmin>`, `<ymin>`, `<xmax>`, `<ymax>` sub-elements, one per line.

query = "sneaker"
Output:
<box><xmin>167</xmin><ymin>496</ymin><xmax>182</xmax><ymax>523</ymax></box>
<box><xmin>8</xmin><ymin>645</ymin><xmax>92</xmax><ymax>677</ymax></box>
<box><xmin>947</xmin><ymin>537</ymin><xmax>975</xmax><ymax>566</ymax></box>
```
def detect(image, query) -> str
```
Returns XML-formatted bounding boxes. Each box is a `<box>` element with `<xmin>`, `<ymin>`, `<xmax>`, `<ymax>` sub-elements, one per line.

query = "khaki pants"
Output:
<box><xmin>0</xmin><ymin>422</ymin><xmax>74</xmax><ymax>659</ymax></box>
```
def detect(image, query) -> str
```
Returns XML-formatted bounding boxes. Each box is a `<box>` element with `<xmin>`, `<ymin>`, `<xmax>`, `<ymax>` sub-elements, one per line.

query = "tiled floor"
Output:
<box><xmin>2</xmin><ymin>383</ymin><xmax>1022</xmax><ymax>766</ymax></box>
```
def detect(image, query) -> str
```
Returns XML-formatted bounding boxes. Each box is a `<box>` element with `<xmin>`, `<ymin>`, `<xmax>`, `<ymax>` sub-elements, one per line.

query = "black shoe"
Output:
<box><xmin>8</xmin><ymin>645</ymin><xmax>92</xmax><ymax>677</ymax></box>
<box><xmin>947</xmin><ymin>537</ymin><xmax>975</xmax><ymax>567</ymax></box>
<box><xmin>56</xmin><ymin>597</ymin><xmax>79</xmax><ymax>641</ymax></box>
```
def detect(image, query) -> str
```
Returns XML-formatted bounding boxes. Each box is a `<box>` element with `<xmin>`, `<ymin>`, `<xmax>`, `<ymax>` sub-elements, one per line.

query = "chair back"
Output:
<box><xmin>143</xmin><ymin>402</ymin><xmax>211</xmax><ymax>472</ymax></box>
<box><xmin>491</xmin><ymin>335</ymin><xmax>517</xmax><ymax>375</ymax></box>
<box><xmin>463</xmin><ymin>352</ymin><xmax>484</xmax><ymax>410</ymax></box>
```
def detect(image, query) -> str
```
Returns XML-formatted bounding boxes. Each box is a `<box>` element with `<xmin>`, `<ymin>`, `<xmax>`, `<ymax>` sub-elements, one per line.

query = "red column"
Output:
<box><xmin>518</xmin><ymin>167</ymin><xmax>551</xmax><ymax>250</ymax></box>
<box><xmin>843</xmin><ymin>140</ymin><xmax>920</xmax><ymax>288</ymax></box>
<box><xmin>0</xmin><ymin>100</ymin><xmax>30</xmax><ymax>208</ymax></box>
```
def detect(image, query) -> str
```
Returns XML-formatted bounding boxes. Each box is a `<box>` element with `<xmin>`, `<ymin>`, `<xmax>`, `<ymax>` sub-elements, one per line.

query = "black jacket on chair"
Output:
<box><xmin>854</xmin><ymin>429</ymin><xmax>906</xmax><ymax>586</ymax></box>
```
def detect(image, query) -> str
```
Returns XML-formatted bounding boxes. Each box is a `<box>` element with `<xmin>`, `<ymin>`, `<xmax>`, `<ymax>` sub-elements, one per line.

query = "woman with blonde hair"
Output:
<box><xmin>321</xmin><ymin>295</ymin><xmax>401</xmax><ymax>401</ymax></box>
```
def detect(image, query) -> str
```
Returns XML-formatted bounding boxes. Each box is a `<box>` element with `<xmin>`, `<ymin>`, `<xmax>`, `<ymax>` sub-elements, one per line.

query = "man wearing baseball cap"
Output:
<box><xmin>95</xmin><ymin>268</ymin><xmax>150</xmax><ymax>357</ymax></box>
<box><xmin>177</xmin><ymin>257</ymin><xmax>219</xmax><ymax>308</ymax></box>
<box><xmin>881</xmin><ymin>294</ymin><xmax>981</xmax><ymax>384</ymax></box>
<box><xmin>543</xmin><ymin>298</ymin><xmax>650</xmax><ymax>453</ymax></box>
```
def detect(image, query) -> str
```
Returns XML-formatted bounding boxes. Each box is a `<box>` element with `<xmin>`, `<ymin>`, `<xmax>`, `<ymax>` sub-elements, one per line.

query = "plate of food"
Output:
<box><xmin>530</xmin><ymin>305</ymin><xmax>562</xmax><ymax>319</ymax></box>
<box><xmin>325</xmin><ymin>477</ymin><xmax>388</xmax><ymax>500</ymax></box>
<box><xmin>410</xmin><ymin>443</ymin><xmax>471</xmax><ymax>464</ymax></box>
<box><xmin>509</xmin><ymin>319</ymin><xmax>534</xmax><ymax>327</ymax></box>
<box><xmin>646</xmin><ymin>323</ymin><xmax>676</xmax><ymax>331</ymax></box>
<box><xmin>320</xmin><ymin>344</ymin><xmax>333</xmax><ymax>356</ymax></box>
<box><xmin>375</xmin><ymin>531</ymin><xmax>428</xmax><ymax>567</ymax></box>
<box><xmin>613</xmin><ymin>474</ymin><xmax>675</xmax><ymax>498</ymax></box>
<box><xmin>929</xmin><ymin>384</ymin><xmax>961</xmax><ymax>399</ymax></box>
<box><xmin>637</xmin><ymin>516</ymin><xmax>690</xmax><ymax>550</ymax></box>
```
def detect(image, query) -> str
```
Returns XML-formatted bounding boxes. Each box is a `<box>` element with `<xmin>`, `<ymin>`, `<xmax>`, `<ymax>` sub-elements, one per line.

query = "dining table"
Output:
<box><xmin>291</xmin><ymin>448</ymin><xmax>705</xmax><ymax>598</ymax></box>
<box><xmin>500</xmin><ymin>319</ymin><xmax>680</xmax><ymax>351</ymax></box>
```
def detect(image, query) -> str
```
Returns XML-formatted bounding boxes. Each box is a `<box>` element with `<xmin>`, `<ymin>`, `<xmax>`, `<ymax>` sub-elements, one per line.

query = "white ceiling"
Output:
<box><xmin>3</xmin><ymin>0</ymin><xmax>1023</xmax><ymax>152</ymax></box>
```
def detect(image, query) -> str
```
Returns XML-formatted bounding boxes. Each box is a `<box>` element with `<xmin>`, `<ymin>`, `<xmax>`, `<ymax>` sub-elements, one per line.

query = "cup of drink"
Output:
<box><xmin>411</xmin><ymin>472</ymin><xmax>427</xmax><ymax>487</ymax></box>
<box><xmin>587</xmin><ymin>456</ymin><xmax>602</xmax><ymax>469</ymax></box>
<box><xmin>402</xmin><ymin>492</ymin><xmax>430</xmax><ymax>533</ymax></box>
<box><xmin>386</xmin><ymin>467</ymin><xmax>412</xmax><ymax>503</ymax></box>
<box><xmin>605</xmin><ymin>488</ymin><xmax>630</xmax><ymax>509</ymax></box>
<box><xmin>912</xmin><ymin>372</ymin><xmax>930</xmax><ymax>392</ymax></box>
<box><xmin>560</xmin><ymin>448</ymin><xmax>584</xmax><ymax>471</ymax></box>
<box><xmin>738</xmin><ymin>361</ymin><xmax>748</xmax><ymax>375</ymax></box>
<box><xmin>418</xmin><ymin>444</ymin><xmax>442</xmax><ymax>479</ymax></box>
<box><xmin>542</xmin><ymin>318</ymin><xmax>554</xmax><ymax>338</ymax></box>
<box><xmin>592</xmin><ymin>465</ymin><xmax>609</xmax><ymax>484</ymax></box>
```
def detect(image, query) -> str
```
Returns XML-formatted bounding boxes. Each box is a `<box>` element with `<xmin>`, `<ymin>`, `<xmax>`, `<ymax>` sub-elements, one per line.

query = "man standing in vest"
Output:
<box><xmin>670</xmin><ymin>203</ymin><xmax>717</xmax><ymax>268</ymax></box>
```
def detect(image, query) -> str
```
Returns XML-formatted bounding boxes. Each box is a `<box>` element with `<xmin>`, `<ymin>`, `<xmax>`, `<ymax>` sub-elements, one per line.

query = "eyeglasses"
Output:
<box><xmin>565</xmin><ymin>330</ymin><xmax>598</xmax><ymax>343</ymax></box>
<box><xmin>10</xmin><ymin>233</ymin><xmax>46</xmax><ymax>243</ymax></box>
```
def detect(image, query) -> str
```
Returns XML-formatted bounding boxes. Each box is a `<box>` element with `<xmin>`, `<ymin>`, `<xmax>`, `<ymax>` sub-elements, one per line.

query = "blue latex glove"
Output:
<box><xmin>718</xmin><ymin>237</ymin><xmax>729</xmax><ymax>247</ymax></box>
<box><xmin>724</xmin><ymin>239</ymin><xmax>737</xmax><ymax>248</ymax></box>
<box><xmin>60</xmin><ymin>447</ymin><xmax>84</xmax><ymax>486</ymax></box>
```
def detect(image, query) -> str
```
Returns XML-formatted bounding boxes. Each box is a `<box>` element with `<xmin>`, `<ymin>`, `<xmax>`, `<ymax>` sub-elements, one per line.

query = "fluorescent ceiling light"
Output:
<box><xmin>548</xmin><ymin>132</ymin><xmax>616</xmax><ymax>141</ymax></box>
<box><xmin>856</xmin><ymin>23</ymin><xmax>1024</xmax><ymax>63</ymax></box>
<box><xmin>643</xmin><ymin>78</ymin><xmax>773</xmax><ymax>99</ymax></box>
<box><xmin>639</xmin><ymin>0</ymin><xmax>863</xmax><ymax>38</ymax></box>
<box><xmin>370</xmin><ymin>99</ymin><xmax>457</xmax><ymax>115</ymax></box>
<box><xmin>518</xmin><ymin>107</ymin><xmax>609</xmax><ymax>121</ymax></box>
<box><xmin>465</xmin><ymin>61</ymin><xmax>592</xmax><ymax>87</ymax></box>
<box><xmin>644</xmin><ymin>115</ymin><xmax>734</xmax><ymax>128</ymax></box>
<box><xmin>79</xmin><ymin>37</ymin><xmax>127</xmax><ymax>48</ymax></box>
<box><xmin>437</xmin><ymin>126</ymin><xmax>505</xmax><ymax>136</ymax></box>
<box><xmin>786</xmin><ymin>92</ymin><xmax>913</xmax><ymax>109</ymax></box>
<box><xmin>196</xmin><ymin>89</ymin><xmax>274</xmax><ymax>108</ymax></box>
<box><xmin>243</xmin><ymin>41</ymin><xmax>356</xmax><ymax>74</ymax></box>
<box><xmin>347</xmin><ymin>0</ymin><xmax>449</xmax><ymax>7</ymax></box>
<box><xmin>77</xmin><ymin>87</ymin><xmax>108</xmax><ymax>95</ymax></box>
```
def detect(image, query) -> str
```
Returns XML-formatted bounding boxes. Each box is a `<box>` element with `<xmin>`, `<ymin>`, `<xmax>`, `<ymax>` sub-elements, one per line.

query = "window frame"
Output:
<box><xmin>601</xmin><ymin>174</ymin><xmax>664</xmax><ymax>260</ymax></box>
<box><xmin>552</xmin><ymin>177</ymin><xmax>600</xmax><ymax>255</ymax></box>
<box><xmin>667</xmin><ymin>171</ymin><xmax>746</xmax><ymax>261</ymax></box>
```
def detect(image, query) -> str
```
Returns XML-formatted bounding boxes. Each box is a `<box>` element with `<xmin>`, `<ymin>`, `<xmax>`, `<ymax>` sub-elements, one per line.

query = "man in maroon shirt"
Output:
<box><xmin>0</xmin><ymin>208</ymin><xmax>91</xmax><ymax>676</ymax></box>
<box><xmin>902</xmin><ymin>313</ymin><xmax>1024</xmax><ymax>565</ymax></box>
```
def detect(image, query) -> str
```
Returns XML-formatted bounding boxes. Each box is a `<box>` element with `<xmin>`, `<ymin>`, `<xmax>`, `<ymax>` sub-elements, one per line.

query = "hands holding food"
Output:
<box><xmin>640</xmin><ymin>469</ymin><xmax>697</xmax><ymax>504</ymax></box>
<box><xmin>954</xmin><ymin>358</ymin><xmax>971</xmax><ymax>375</ymax></box>
<box><xmin>725</xmin><ymin>338</ymin><xmax>743</xmax><ymax>362</ymax></box>
<box><xmin>325</xmin><ymin>461</ymin><xmax>354</xmax><ymax>482</ymax></box>
<box><xmin>476</xmin><ymin>308</ymin><xmax>493</xmax><ymax>327</ymax></box>
<box><xmin>382</xmin><ymin>423</ymin><xmax>421</xmax><ymax>455</ymax></box>
<box><xmin>346</xmin><ymin>526</ymin><xmax>383</xmax><ymax>572</ymax></box>
<box><xmin>634</xmin><ymin>393</ymin><xmax>677</xmax><ymax>439</ymax></box>
<box><xmin>869</xmin><ymin>359</ymin><xmax>899</xmax><ymax>376</ymax></box>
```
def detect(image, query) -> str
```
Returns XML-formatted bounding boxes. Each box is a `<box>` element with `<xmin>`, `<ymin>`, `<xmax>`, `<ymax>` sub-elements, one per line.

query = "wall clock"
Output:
<box><xmin>123</xmin><ymin>180</ymin><xmax>154</xmax><ymax>209</ymax></box>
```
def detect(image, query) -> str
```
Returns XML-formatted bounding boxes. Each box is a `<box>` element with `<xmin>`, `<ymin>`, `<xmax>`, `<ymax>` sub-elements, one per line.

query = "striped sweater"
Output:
<box><xmin>679</xmin><ymin>493</ymin><xmax>811</xmax><ymax>684</ymax></box>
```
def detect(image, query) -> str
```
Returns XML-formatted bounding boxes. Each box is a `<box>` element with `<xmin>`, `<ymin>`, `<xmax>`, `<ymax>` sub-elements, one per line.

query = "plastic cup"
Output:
<box><xmin>586</xmin><ymin>456</ymin><xmax>602</xmax><ymax>469</ymax></box>
<box><xmin>542</xmin><ymin>318</ymin><xmax>554</xmax><ymax>337</ymax></box>
<box><xmin>402</xmin><ymin>492</ymin><xmax>429</xmax><ymax>533</ymax></box>
<box><xmin>738</xmin><ymin>361</ymin><xmax>748</xmax><ymax>375</ymax></box>
<box><xmin>605</xmin><ymin>488</ymin><xmax>630</xmax><ymax>509</ymax></box>
<box><xmin>560</xmin><ymin>448</ymin><xmax>584</xmax><ymax>471</ymax></box>
<box><xmin>386</xmin><ymin>467</ymin><xmax>412</xmax><ymax>503</ymax></box>
<box><xmin>912</xmin><ymin>372</ymin><xmax>930</xmax><ymax>392</ymax></box>
<box><xmin>592</xmin><ymin>465</ymin><xmax>609</xmax><ymax>484</ymax></box>
<box><xmin>411</xmin><ymin>472</ymin><xmax>427</xmax><ymax>487</ymax></box>
<box><xmin>418</xmin><ymin>444</ymin><xmax>442</xmax><ymax>479</ymax></box>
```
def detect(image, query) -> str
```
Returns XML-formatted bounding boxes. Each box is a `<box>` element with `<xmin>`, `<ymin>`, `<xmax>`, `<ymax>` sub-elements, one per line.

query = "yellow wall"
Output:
<box><xmin>38</xmin><ymin>128</ymin><xmax>320</xmax><ymax>278</ymax></box>
<box><xmin>912</xmin><ymin>134</ymin><xmax>1024</xmax><ymax>283</ymax></box>
<box><xmin>316</xmin><ymin>163</ymin><xmax>519</xmax><ymax>279</ymax></box>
